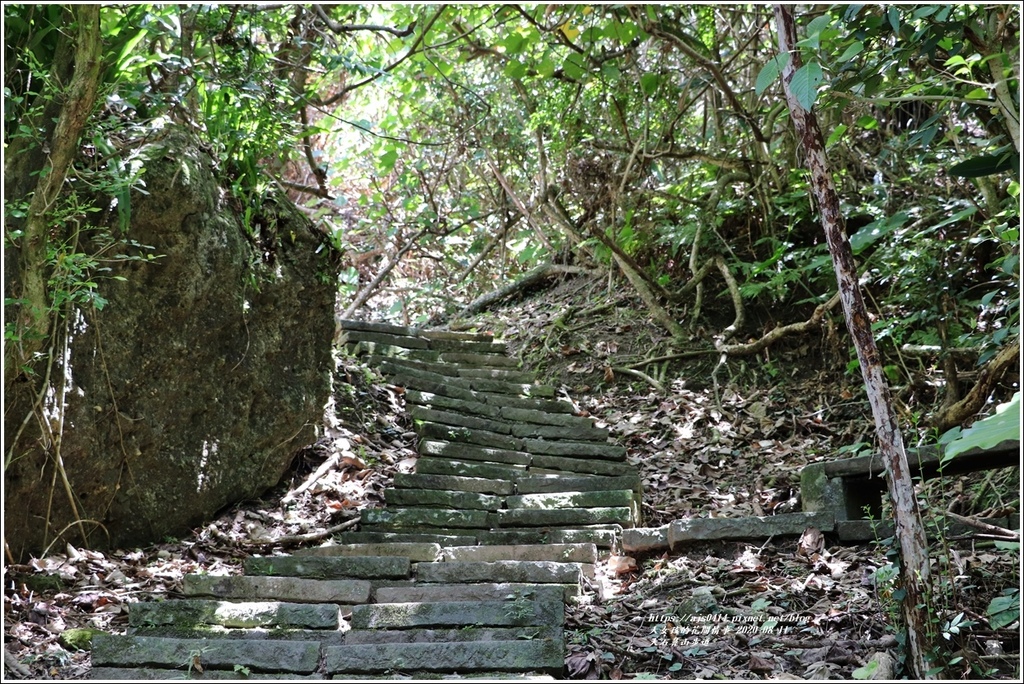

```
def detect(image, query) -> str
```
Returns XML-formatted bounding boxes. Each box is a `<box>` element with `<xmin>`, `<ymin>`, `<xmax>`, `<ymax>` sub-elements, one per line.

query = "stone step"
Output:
<box><xmin>415</xmin><ymin>560</ymin><xmax>583</xmax><ymax>585</ymax></box>
<box><xmin>373</xmin><ymin>582</ymin><xmax>576</xmax><ymax>603</ymax></box>
<box><xmin>360</xmin><ymin>507</ymin><xmax>492</xmax><ymax>529</ymax></box>
<box><xmin>128</xmin><ymin>599</ymin><xmax>339</xmax><ymax>630</ymax></box>
<box><xmin>436</xmin><ymin>352</ymin><xmax>521</xmax><ymax>368</ymax></box>
<box><xmin>529</xmin><ymin>453</ymin><xmax>634</xmax><ymax>476</ymax></box>
<box><xmin>514</xmin><ymin>473</ymin><xmax>642</xmax><ymax>494</ymax></box>
<box><xmin>243</xmin><ymin>555</ymin><xmax>411</xmax><ymax>579</ymax></box>
<box><xmin>474</xmin><ymin>391</ymin><xmax>577</xmax><ymax>414</ymax></box>
<box><xmin>91</xmin><ymin>634</ymin><xmax>321</xmax><ymax>674</ymax></box>
<box><xmin>393</xmin><ymin>472</ymin><xmax>515</xmax><ymax>496</ymax></box>
<box><xmin>418</xmin><ymin>439</ymin><xmax>532</xmax><ymax>466</ymax></box>
<box><xmin>496</xmin><ymin>507</ymin><xmax>634</xmax><ymax>527</ymax></box>
<box><xmin>474</xmin><ymin>527</ymin><xmax>621</xmax><ymax>548</ymax></box>
<box><xmin>512</xmin><ymin>423</ymin><xmax>610</xmax><ymax>442</ymax></box>
<box><xmin>89</xmin><ymin>667</ymin><xmax>314</xmax><ymax>680</ymax></box>
<box><xmin>498</xmin><ymin>406</ymin><xmax>597</xmax><ymax>428</ymax></box>
<box><xmin>340</xmin><ymin>319</ymin><xmax>422</xmax><ymax>337</ymax></box>
<box><xmin>439</xmin><ymin>543</ymin><xmax>598</xmax><ymax>564</ymax></box>
<box><xmin>412</xmin><ymin>406</ymin><xmax>514</xmax><ymax>435</ymax></box>
<box><xmin>183</xmin><ymin>575</ymin><xmax>371</xmax><ymax>604</ymax></box>
<box><xmin>336</xmin><ymin>531</ymin><xmax>479</xmax><ymax>546</ymax></box>
<box><xmin>384</xmin><ymin>488</ymin><xmax>503</xmax><ymax>511</ymax></box>
<box><xmin>405</xmin><ymin>389</ymin><xmax>503</xmax><ymax>419</ymax></box>
<box><xmin>343</xmin><ymin>329</ymin><xmax>430</xmax><ymax>350</ymax></box>
<box><xmin>522</xmin><ymin>438</ymin><xmax>626</xmax><ymax>460</ymax></box>
<box><xmin>418</xmin><ymin>328</ymin><xmax>495</xmax><ymax>343</ymax></box>
<box><xmin>415</xmin><ymin>457</ymin><xmax>527</xmax><ymax>480</ymax></box>
<box><xmin>506</xmin><ymin>490</ymin><xmax>635</xmax><ymax>510</ymax></box>
<box><xmin>322</xmin><ymin>639</ymin><xmax>563</xmax><ymax>676</ymax></box>
<box><xmin>344</xmin><ymin>625</ymin><xmax>559</xmax><ymax>644</ymax></box>
<box><xmin>457</xmin><ymin>367</ymin><xmax>535</xmax><ymax>383</ymax></box>
<box><xmin>426</xmin><ymin>339</ymin><xmax>509</xmax><ymax>355</ymax></box>
<box><xmin>350</xmin><ymin>597</ymin><xmax>562</xmax><ymax>629</ymax></box>
<box><xmin>294</xmin><ymin>542</ymin><xmax>441</xmax><ymax>562</ymax></box>
<box><xmin>417</xmin><ymin>421</ymin><xmax>522</xmax><ymax>451</ymax></box>
<box><xmin>347</xmin><ymin>341</ymin><xmax>439</xmax><ymax>362</ymax></box>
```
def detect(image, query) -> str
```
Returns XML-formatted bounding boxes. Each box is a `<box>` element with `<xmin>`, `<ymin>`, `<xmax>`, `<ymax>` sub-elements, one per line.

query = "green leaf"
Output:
<box><xmin>838</xmin><ymin>40</ymin><xmax>864</xmax><ymax>62</ymax></box>
<box><xmin>987</xmin><ymin>591</ymin><xmax>1019</xmax><ymax>629</ymax></box>
<box><xmin>755</xmin><ymin>54</ymin><xmax>790</xmax><ymax>96</ymax></box>
<box><xmin>640</xmin><ymin>72</ymin><xmax>660</xmax><ymax>95</ymax></box>
<box><xmin>848</xmin><ymin>211</ymin><xmax>909</xmax><ymax>254</ymax></box>
<box><xmin>942</xmin><ymin>392</ymin><xmax>1020</xmax><ymax>464</ymax></box>
<box><xmin>965</xmin><ymin>87</ymin><xmax>989</xmax><ymax>99</ymax></box>
<box><xmin>949</xmin><ymin>153</ymin><xmax>1019</xmax><ymax>178</ymax></box>
<box><xmin>887</xmin><ymin>7</ymin><xmax>900</xmax><ymax>32</ymax></box>
<box><xmin>852</xmin><ymin>661</ymin><xmax>878</xmax><ymax>679</ymax></box>
<box><xmin>790</xmin><ymin>61</ymin><xmax>824</xmax><ymax>111</ymax></box>
<box><xmin>826</xmin><ymin>123</ymin><xmax>848</xmax><ymax>147</ymax></box>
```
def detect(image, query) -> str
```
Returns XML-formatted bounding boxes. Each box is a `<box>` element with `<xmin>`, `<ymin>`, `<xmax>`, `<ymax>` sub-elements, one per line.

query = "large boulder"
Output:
<box><xmin>3</xmin><ymin>129</ymin><xmax>340</xmax><ymax>560</ymax></box>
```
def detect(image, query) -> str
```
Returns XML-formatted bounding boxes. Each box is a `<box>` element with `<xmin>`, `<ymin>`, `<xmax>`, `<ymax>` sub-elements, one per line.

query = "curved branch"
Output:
<box><xmin>313</xmin><ymin>5</ymin><xmax>416</xmax><ymax>38</ymax></box>
<box><xmin>926</xmin><ymin>338</ymin><xmax>1021</xmax><ymax>432</ymax></box>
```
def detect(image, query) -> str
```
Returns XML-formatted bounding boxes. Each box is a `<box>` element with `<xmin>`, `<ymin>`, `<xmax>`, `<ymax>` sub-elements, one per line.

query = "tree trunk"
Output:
<box><xmin>773</xmin><ymin>5</ymin><xmax>936</xmax><ymax>679</ymax></box>
<box><xmin>5</xmin><ymin>5</ymin><xmax>103</xmax><ymax>387</ymax></box>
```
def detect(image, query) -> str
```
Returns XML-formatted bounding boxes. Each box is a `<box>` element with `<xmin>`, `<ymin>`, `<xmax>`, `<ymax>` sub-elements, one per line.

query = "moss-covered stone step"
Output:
<box><xmin>294</xmin><ymin>542</ymin><xmax>441</xmax><ymax>562</ymax></box>
<box><xmin>339</xmin><ymin>319</ymin><xmax>423</xmax><ymax>337</ymax></box>
<box><xmin>473</xmin><ymin>392</ymin><xmax>576</xmax><ymax>414</ymax></box>
<box><xmin>335</xmin><ymin>531</ymin><xmax>479</xmax><ymax>546</ymax></box>
<box><xmin>91</xmin><ymin>634</ymin><xmax>320</xmax><ymax>674</ymax></box>
<box><xmin>412</xmin><ymin>405</ymin><xmax>514</xmax><ymax>435</ymax></box>
<box><xmin>514</xmin><ymin>473</ymin><xmax>641</xmax><ymax>494</ymax></box>
<box><xmin>474</xmin><ymin>527</ymin><xmax>621</xmax><ymax>548</ymax></box>
<box><xmin>418</xmin><ymin>328</ymin><xmax>495</xmax><ymax>343</ymax></box>
<box><xmin>418</xmin><ymin>439</ymin><xmax>532</xmax><ymax>466</ymax></box>
<box><xmin>507</xmin><ymin>490</ymin><xmax>635</xmax><ymax>509</ymax></box>
<box><xmin>439</xmin><ymin>543</ymin><xmax>598</xmax><ymax>564</ymax></box>
<box><xmin>414</xmin><ymin>457</ymin><xmax>527</xmax><ymax>481</ymax></box>
<box><xmin>90</xmin><ymin>667</ymin><xmax>317</xmax><ymax>680</ymax></box>
<box><xmin>457</xmin><ymin>367</ymin><xmax>535</xmax><ymax>383</ymax></box>
<box><xmin>323</xmin><ymin>639</ymin><xmax>563</xmax><ymax>676</ymax></box>
<box><xmin>360</xmin><ymin>507</ymin><xmax>493</xmax><ymax>529</ymax></box>
<box><xmin>243</xmin><ymin>555</ymin><xmax>411</xmax><ymax>580</ymax></box>
<box><xmin>498</xmin><ymin>406</ymin><xmax>597</xmax><ymax>428</ymax></box>
<box><xmin>393</xmin><ymin>472</ymin><xmax>515</xmax><ymax>496</ymax></box>
<box><xmin>183</xmin><ymin>575</ymin><xmax>371</xmax><ymax>604</ymax></box>
<box><xmin>129</xmin><ymin>600</ymin><xmax>338</xmax><ymax>630</ymax></box>
<box><xmin>530</xmin><ymin>453</ymin><xmax>634</xmax><ymax>476</ymax></box>
<box><xmin>415</xmin><ymin>560</ymin><xmax>583</xmax><ymax>585</ymax></box>
<box><xmin>416</xmin><ymin>421</ymin><xmax>522</xmax><ymax>451</ymax></box>
<box><xmin>426</xmin><ymin>338</ymin><xmax>509</xmax><ymax>355</ymax></box>
<box><xmin>496</xmin><ymin>507</ymin><xmax>634</xmax><ymax>527</ymax></box>
<box><xmin>346</xmin><ymin>341</ymin><xmax>440</xmax><ymax>361</ymax></box>
<box><xmin>511</xmin><ymin>423</ymin><xmax>610</xmax><ymax>442</ymax></box>
<box><xmin>343</xmin><ymin>330</ymin><xmax>431</xmax><ymax>349</ymax></box>
<box><xmin>350</xmin><ymin>597</ymin><xmax>562</xmax><ymax>629</ymax></box>
<box><xmin>373</xmin><ymin>582</ymin><xmax>575</xmax><ymax>603</ymax></box>
<box><xmin>405</xmin><ymin>389</ymin><xmax>502</xmax><ymax>418</ymax></box>
<box><xmin>384</xmin><ymin>488</ymin><xmax>503</xmax><ymax>511</ymax></box>
<box><xmin>436</xmin><ymin>352</ymin><xmax>520</xmax><ymax>368</ymax></box>
<box><xmin>344</xmin><ymin>625</ymin><xmax>559</xmax><ymax>644</ymax></box>
<box><xmin>522</xmin><ymin>438</ymin><xmax>626</xmax><ymax>460</ymax></box>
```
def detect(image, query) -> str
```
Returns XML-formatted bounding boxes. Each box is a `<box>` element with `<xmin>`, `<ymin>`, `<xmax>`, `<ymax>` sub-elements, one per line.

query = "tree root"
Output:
<box><xmin>926</xmin><ymin>338</ymin><xmax>1020</xmax><ymax>432</ymax></box>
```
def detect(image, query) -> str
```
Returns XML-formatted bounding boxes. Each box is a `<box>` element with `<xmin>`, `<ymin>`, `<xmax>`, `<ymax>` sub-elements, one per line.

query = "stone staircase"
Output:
<box><xmin>90</xmin><ymin>320</ymin><xmax>641</xmax><ymax>679</ymax></box>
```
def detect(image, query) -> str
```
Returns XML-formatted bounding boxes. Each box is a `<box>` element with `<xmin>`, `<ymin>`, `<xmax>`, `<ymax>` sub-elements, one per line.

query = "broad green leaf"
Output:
<box><xmin>848</xmin><ymin>211</ymin><xmax>909</xmax><ymax>254</ymax></box>
<box><xmin>563</xmin><ymin>54</ymin><xmax>586</xmax><ymax>80</ymax></box>
<box><xmin>790</xmin><ymin>61</ymin><xmax>824</xmax><ymax>111</ymax></box>
<box><xmin>949</xmin><ymin>153</ymin><xmax>1019</xmax><ymax>177</ymax></box>
<box><xmin>755</xmin><ymin>54</ymin><xmax>790</xmax><ymax>96</ymax></box>
<box><xmin>838</xmin><ymin>40</ymin><xmax>864</xmax><ymax>62</ymax></box>
<box><xmin>942</xmin><ymin>392</ymin><xmax>1020</xmax><ymax>463</ymax></box>
<box><xmin>826</xmin><ymin>123</ymin><xmax>848</xmax><ymax>147</ymax></box>
<box><xmin>640</xmin><ymin>72</ymin><xmax>660</xmax><ymax>95</ymax></box>
<box><xmin>965</xmin><ymin>87</ymin><xmax>989</xmax><ymax>99</ymax></box>
<box><xmin>986</xmin><ymin>591</ymin><xmax>1019</xmax><ymax>630</ymax></box>
<box><xmin>887</xmin><ymin>6</ymin><xmax>900</xmax><ymax>32</ymax></box>
<box><xmin>856</xmin><ymin>115</ymin><xmax>878</xmax><ymax>130</ymax></box>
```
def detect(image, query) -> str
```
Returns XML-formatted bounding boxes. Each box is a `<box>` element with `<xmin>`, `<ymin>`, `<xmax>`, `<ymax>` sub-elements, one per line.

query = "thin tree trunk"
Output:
<box><xmin>6</xmin><ymin>5</ymin><xmax>103</xmax><ymax>388</ymax></box>
<box><xmin>773</xmin><ymin>5</ymin><xmax>935</xmax><ymax>679</ymax></box>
